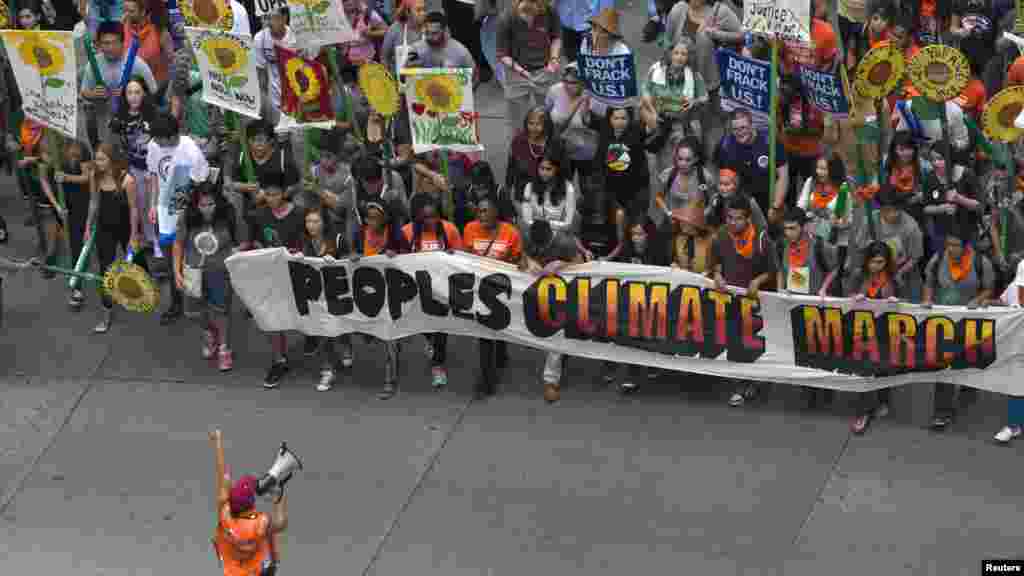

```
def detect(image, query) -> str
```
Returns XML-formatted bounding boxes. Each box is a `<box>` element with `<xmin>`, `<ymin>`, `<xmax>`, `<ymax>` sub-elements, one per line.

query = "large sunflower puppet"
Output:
<box><xmin>854</xmin><ymin>44</ymin><xmax>905</xmax><ymax>100</ymax></box>
<box><xmin>277</xmin><ymin>45</ymin><xmax>334</xmax><ymax>122</ymax></box>
<box><xmin>906</xmin><ymin>45</ymin><xmax>970</xmax><ymax>102</ymax></box>
<box><xmin>0</xmin><ymin>0</ymin><xmax>9</xmax><ymax>29</ymax></box>
<box><xmin>180</xmin><ymin>0</ymin><xmax>234</xmax><ymax>30</ymax></box>
<box><xmin>103</xmin><ymin>260</ymin><xmax>160</xmax><ymax>313</ymax></box>
<box><xmin>983</xmin><ymin>86</ymin><xmax>1024</xmax><ymax>143</ymax></box>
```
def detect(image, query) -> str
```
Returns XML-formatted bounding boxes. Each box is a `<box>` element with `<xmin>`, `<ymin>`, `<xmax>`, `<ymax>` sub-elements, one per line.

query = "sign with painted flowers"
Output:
<box><xmin>185</xmin><ymin>27</ymin><xmax>262</xmax><ymax>119</ymax></box>
<box><xmin>403</xmin><ymin>67</ymin><xmax>482</xmax><ymax>154</ymax></box>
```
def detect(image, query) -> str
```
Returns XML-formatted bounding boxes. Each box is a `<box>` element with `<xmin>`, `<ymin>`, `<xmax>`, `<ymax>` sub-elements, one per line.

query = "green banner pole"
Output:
<box><xmin>768</xmin><ymin>39</ymin><xmax>779</xmax><ymax>220</ymax></box>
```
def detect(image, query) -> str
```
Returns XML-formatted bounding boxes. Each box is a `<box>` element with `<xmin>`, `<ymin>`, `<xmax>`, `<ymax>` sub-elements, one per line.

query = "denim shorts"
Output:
<box><xmin>188</xmin><ymin>268</ymin><xmax>232</xmax><ymax>314</ymax></box>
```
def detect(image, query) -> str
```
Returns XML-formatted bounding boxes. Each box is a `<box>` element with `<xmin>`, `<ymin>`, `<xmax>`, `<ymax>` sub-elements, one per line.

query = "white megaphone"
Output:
<box><xmin>256</xmin><ymin>442</ymin><xmax>303</xmax><ymax>501</ymax></box>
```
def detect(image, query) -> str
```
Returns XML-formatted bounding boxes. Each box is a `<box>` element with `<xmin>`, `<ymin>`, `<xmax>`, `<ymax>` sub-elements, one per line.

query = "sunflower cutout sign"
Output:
<box><xmin>0</xmin><ymin>0</ymin><xmax>9</xmax><ymax>28</ymax></box>
<box><xmin>983</xmin><ymin>86</ymin><xmax>1024</xmax><ymax>143</ymax></box>
<box><xmin>277</xmin><ymin>45</ymin><xmax>334</xmax><ymax>123</ymax></box>
<box><xmin>907</xmin><ymin>45</ymin><xmax>970</xmax><ymax>102</ymax></box>
<box><xmin>185</xmin><ymin>28</ymin><xmax>261</xmax><ymax>118</ymax></box>
<box><xmin>180</xmin><ymin>0</ymin><xmax>234</xmax><ymax>30</ymax></box>
<box><xmin>404</xmin><ymin>67</ymin><xmax>482</xmax><ymax>154</ymax></box>
<box><xmin>359</xmin><ymin>63</ymin><xmax>400</xmax><ymax>117</ymax></box>
<box><xmin>0</xmin><ymin>31</ymin><xmax>77</xmax><ymax>138</ymax></box>
<box><xmin>287</xmin><ymin>0</ymin><xmax>357</xmax><ymax>49</ymax></box>
<box><xmin>854</xmin><ymin>44</ymin><xmax>905</xmax><ymax>100</ymax></box>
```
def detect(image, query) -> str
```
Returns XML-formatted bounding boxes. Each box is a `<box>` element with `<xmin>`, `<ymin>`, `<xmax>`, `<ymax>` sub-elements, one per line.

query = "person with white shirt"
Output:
<box><xmin>231</xmin><ymin>0</ymin><xmax>252</xmax><ymax>36</ymax></box>
<box><xmin>254</xmin><ymin>6</ymin><xmax>296</xmax><ymax>126</ymax></box>
<box><xmin>996</xmin><ymin>259</ymin><xmax>1024</xmax><ymax>443</ymax></box>
<box><xmin>147</xmin><ymin>112</ymin><xmax>211</xmax><ymax>325</ymax></box>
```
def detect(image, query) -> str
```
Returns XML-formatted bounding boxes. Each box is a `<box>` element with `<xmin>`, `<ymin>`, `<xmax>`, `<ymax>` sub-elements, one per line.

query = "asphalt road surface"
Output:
<box><xmin>3</xmin><ymin>4</ymin><xmax>1024</xmax><ymax>575</ymax></box>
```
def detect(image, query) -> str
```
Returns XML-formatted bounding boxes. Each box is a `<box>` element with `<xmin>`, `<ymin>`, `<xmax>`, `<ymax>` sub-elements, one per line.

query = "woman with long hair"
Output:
<box><xmin>111</xmin><ymin>77</ymin><xmax>158</xmax><ymax>256</ymax></box>
<box><xmin>505</xmin><ymin>106</ymin><xmax>554</xmax><ymax>201</ymax></box>
<box><xmin>594</xmin><ymin>106</ymin><xmax>667</xmax><ymax>222</ymax></box>
<box><xmin>642</xmin><ymin>39</ymin><xmax>708</xmax><ymax>173</ymax></box>
<box><xmin>301</xmin><ymin>206</ymin><xmax>345</xmax><ymax>391</ymax></box>
<box><xmin>848</xmin><ymin>240</ymin><xmax>898</xmax><ymax>433</ymax></box>
<box><xmin>401</xmin><ymin>193</ymin><xmax>463</xmax><ymax>389</ymax></box>
<box><xmin>655</xmin><ymin>136</ymin><xmax>711</xmax><ymax>221</ymax></box>
<box><xmin>86</xmin><ymin>141</ymin><xmax>147</xmax><ymax>334</ymax></box>
<box><xmin>520</xmin><ymin>151</ymin><xmax>577</xmax><ymax>236</ymax></box>
<box><xmin>173</xmin><ymin>179</ymin><xmax>238</xmax><ymax>372</ymax></box>
<box><xmin>54</xmin><ymin>140</ymin><xmax>93</xmax><ymax>309</ymax></box>
<box><xmin>883</xmin><ymin>132</ymin><xmax>924</xmax><ymax>222</ymax></box>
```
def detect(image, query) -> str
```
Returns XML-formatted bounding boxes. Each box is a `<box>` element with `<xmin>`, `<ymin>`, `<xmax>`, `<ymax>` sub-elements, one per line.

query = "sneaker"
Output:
<box><xmin>930</xmin><ymin>414</ymin><xmax>952</xmax><ymax>430</ymax></box>
<box><xmin>431</xmin><ymin>366</ymin><xmax>447</xmax><ymax>389</ymax></box>
<box><xmin>851</xmin><ymin>413</ymin><xmax>871</xmax><ymax>435</ymax></box>
<box><xmin>201</xmin><ymin>329</ymin><xmax>216</xmax><ymax>359</ymax></box>
<box><xmin>69</xmin><ymin>289</ymin><xmax>84</xmax><ymax>309</ymax></box>
<box><xmin>618</xmin><ymin>381</ymin><xmax>637</xmax><ymax>394</ymax></box>
<box><xmin>217</xmin><ymin>347</ymin><xmax>234</xmax><ymax>372</ymax></box>
<box><xmin>263</xmin><ymin>360</ymin><xmax>289</xmax><ymax>389</ymax></box>
<box><xmin>159</xmin><ymin>305</ymin><xmax>182</xmax><ymax>325</ymax></box>
<box><xmin>377</xmin><ymin>381</ymin><xmax>397</xmax><ymax>400</ymax></box>
<box><xmin>647</xmin><ymin>369</ymin><xmax>660</xmax><ymax>380</ymax></box>
<box><xmin>340</xmin><ymin>343</ymin><xmax>353</xmax><ymax>368</ymax></box>
<box><xmin>729</xmin><ymin>384</ymin><xmax>757</xmax><ymax>407</ymax></box>
<box><xmin>316</xmin><ymin>369</ymin><xmax>335</xmax><ymax>392</ymax></box>
<box><xmin>994</xmin><ymin>425</ymin><xmax>1022</xmax><ymax>444</ymax></box>
<box><xmin>424</xmin><ymin>337</ymin><xmax>435</xmax><ymax>359</ymax></box>
<box><xmin>602</xmin><ymin>363</ymin><xmax>616</xmax><ymax>384</ymax></box>
<box><xmin>544</xmin><ymin>382</ymin><xmax>560</xmax><ymax>403</ymax></box>
<box><xmin>303</xmin><ymin>336</ymin><xmax>319</xmax><ymax>357</ymax></box>
<box><xmin>874</xmin><ymin>403</ymin><xmax>889</xmax><ymax>418</ymax></box>
<box><xmin>93</xmin><ymin>310</ymin><xmax>112</xmax><ymax>334</ymax></box>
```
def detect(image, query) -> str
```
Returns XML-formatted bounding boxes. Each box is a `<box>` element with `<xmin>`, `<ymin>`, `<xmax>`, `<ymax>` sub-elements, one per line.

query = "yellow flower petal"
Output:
<box><xmin>16</xmin><ymin>37</ymin><xmax>65</xmax><ymax>77</ymax></box>
<box><xmin>414</xmin><ymin>75</ymin><xmax>463</xmax><ymax>114</ymax></box>
<box><xmin>359</xmin><ymin>63</ymin><xmax>400</xmax><ymax>117</ymax></box>
<box><xmin>983</xmin><ymin>86</ymin><xmax>1024</xmax><ymax>143</ymax></box>
<box><xmin>201</xmin><ymin>37</ymin><xmax>247</xmax><ymax>76</ymax></box>
<box><xmin>853</xmin><ymin>45</ymin><xmax>904</xmax><ymax>100</ymax></box>
<box><xmin>906</xmin><ymin>44</ymin><xmax>970</xmax><ymax>103</ymax></box>
<box><xmin>181</xmin><ymin>0</ymin><xmax>234</xmax><ymax>31</ymax></box>
<box><xmin>286</xmin><ymin>58</ymin><xmax>322</xmax><ymax>104</ymax></box>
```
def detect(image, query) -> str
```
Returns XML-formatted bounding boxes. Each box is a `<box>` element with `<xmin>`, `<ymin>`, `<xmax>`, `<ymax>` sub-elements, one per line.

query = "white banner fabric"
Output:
<box><xmin>185</xmin><ymin>28</ymin><xmax>262</xmax><ymax>119</ymax></box>
<box><xmin>0</xmin><ymin>30</ymin><xmax>78</xmax><ymax>138</ymax></box>
<box><xmin>226</xmin><ymin>249</ymin><xmax>1024</xmax><ymax>395</ymax></box>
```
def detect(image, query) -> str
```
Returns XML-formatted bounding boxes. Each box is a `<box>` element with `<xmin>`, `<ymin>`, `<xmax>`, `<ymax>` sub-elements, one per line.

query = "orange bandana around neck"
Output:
<box><xmin>948</xmin><ymin>247</ymin><xmax>974</xmax><ymax>282</ymax></box>
<box><xmin>788</xmin><ymin>237</ymin><xmax>809</xmax><ymax>268</ymax></box>
<box><xmin>812</xmin><ymin>182</ymin><xmax>838</xmax><ymax>210</ymax></box>
<box><xmin>866</xmin><ymin>271</ymin><xmax>890</xmax><ymax>298</ymax></box>
<box><xmin>730</xmin><ymin>224</ymin><xmax>755</xmax><ymax>258</ymax></box>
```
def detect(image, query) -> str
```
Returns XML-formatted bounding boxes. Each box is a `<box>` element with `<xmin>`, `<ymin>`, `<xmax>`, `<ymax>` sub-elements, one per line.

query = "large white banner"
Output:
<box><xmin>742</xmin><ymin>0</ymin><xmax>811</xmax><ymax>43</ymax></box>
<box><xmin>0</xmin><ymin>30</ymin><xmax>78</xmax><ymax>138</ymax></box>
<box><xmin>286</xmin><ymin>0</ymin><xmax>358</xmax><ymax>49</ymax></box>
<box><xmin>185</xmin><ymin>28</ymin><xmax>262</xmax><ymax>119</ymax></box>
<box><xmin>227</xmin><ymin>249</ymin><xmax>1024</xmax><ymax>395</ymax></box>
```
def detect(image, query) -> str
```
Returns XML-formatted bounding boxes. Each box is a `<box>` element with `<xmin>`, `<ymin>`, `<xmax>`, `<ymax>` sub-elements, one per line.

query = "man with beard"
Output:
<box><xmin>713</xmin><ymin>109</ymin><xmax>789</xmax><ymax>227</ymax></box>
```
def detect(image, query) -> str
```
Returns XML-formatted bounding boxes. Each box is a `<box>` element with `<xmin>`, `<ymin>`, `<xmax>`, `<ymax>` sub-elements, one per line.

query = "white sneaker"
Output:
<box><xmin>317</xmin><ymin>369</ymin><xmax>335</xmax><ymax>392</ymax></box>
<box><xmin>424</xmin><ymin>337</ymin><xmax>434</xmax><ymax>359</ymax></box>
<box><xmin>341</xmin><ymin>344</ymin><xmax>353</xmax><ymax>368</ymax></box>
<box><xmin>875</xmin><ymin>403</ymin><xmax>889</xmax><ymax>418</ymax></box>
<box><xmin>994</xmin><ymin>425</ymin><xmax>1022</xmax><ymax>444</ymax></box>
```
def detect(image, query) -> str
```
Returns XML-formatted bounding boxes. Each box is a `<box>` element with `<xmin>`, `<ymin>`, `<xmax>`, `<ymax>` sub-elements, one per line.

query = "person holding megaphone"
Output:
<box><xmin>210</xmin><ymin>430</ymin><xmax>301</xmax><ymax>576</ymax></box>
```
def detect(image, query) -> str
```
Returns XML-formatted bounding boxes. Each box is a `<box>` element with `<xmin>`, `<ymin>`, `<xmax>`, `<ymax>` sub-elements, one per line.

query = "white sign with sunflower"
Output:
<box><xmin>0</xmin><ymin>30</ymin><xmax>78</xmax><ymax>139</ymax></box>
<box><xmin>287</xmin><ymin>0</ymin><xmax>358</xmax><ymax>50</ymax></box>
<box><xmin>185</xmin><ymin>27</ymin><xmax>262</xmax><ymax>119</ymax></box>
<box><xmin>404</xmin><ymin>68</ymin><xmax>483</xmax><ymax>154</ymax></box>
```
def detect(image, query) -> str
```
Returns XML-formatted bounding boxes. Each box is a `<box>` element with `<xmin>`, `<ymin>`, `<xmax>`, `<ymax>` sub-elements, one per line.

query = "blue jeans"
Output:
<box><xmin>1009</xmin><ymin>398</ymin><xmax>1024</xmax><ymax>426</ymax></box>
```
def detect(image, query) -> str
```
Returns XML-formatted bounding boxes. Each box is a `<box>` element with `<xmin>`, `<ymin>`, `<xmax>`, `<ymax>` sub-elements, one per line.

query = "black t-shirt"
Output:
<box><xmin>713</xmin><ymin>130</ymin><xmax>787</xmax><ymax>214</ymax></box>
<box><xmin>237</xmin><ymin>148</ymin><xmax>301</xmax><ymax>211</ymax></box>
<box><xmin>955</xmin><ymin>0</ymin><xmax>996</xmax><ymax>73</ymax></box>
<box><xmin>248</xmin><ymin>205</ymin><xmax>306</xmax><ymax>250</ymax></box>
<box><xmin>922</xmin><ymin>169</ymin><xmax>980</xmax><ymax>241</ymax></box>
<box><xmin>526</xmin><ymin>230</ymin><xmax>578</xmax><ymax>264</ymax></box>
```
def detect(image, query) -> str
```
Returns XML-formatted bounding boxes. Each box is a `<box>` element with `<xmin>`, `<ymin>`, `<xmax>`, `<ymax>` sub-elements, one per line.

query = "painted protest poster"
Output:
<box><xmin>0</xmin><ymin>30</ymin><xmax>78</xmax><ymax>138</ymax></box>
<box><xmin>185</xmin><ymin>28</ymin><xmax>261</xmax><ymax>119</ymax></box>
<box><xmin>403</xmin><ymin>67</ymin><xmax>482</xmax><ymax>154</ymax></box>
<box><xmin>286</xmin><ymin>0</ymin><xmax>357</xmax><ymax>49</ymax></box>
<box><xmin>743</xmin><ymin>0</ymin><xmax>811</xmax><ymax>42</ymax></box>
<box><xmin>798</xmin><ymin>66</ymin><xmax>849</xmax><ymax>117</ymax></box>
<box><xmin>717</xmin><ymin>49</ymin><xmax>772</xmax><ymax>127</ymax></box>
<box><xmin>578</xmin><ymin>53</ymin><xmax>638</xmax><ymax>107</ymax></box>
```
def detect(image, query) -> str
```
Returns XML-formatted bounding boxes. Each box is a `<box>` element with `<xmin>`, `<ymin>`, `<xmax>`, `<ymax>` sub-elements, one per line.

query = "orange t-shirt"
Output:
<box><xmin>782</xmin><ymin>19</ymin><xmax>838</xmax><ymax>74</ymax></box>
<box><xmin>920</xmin><ymin>0</ymin><xmax>936</xmax><ymax>17</ymax></box>
<box><xmin>362</xmin><ymin>226</ymin><xmax>390</xmax><ymax>256</ymax></box>
<box><xmin>123</xmin><ymin>20</ymin><xmax>167</xmax><ymax>83</ymax></box>
<box><xmin>214</xmin><ymin>503</ymin><xmax>272</xmax><ymax>576</ymax></box>
<box><xmin>1008</xmin><ymin>56</ymin><xmax>1024</xmax><ymax>87</ymax></box>
<box><xmin>401</xmin><ymin>220</ymin><xmax>463</xmax><ymax>252</ymax></box>
<box><xmin>954</xmin><ymin>78</ymin><xmax>986</xmax><ymax>119</ymax></box>
<box><xmin>463</xmin><ymin>221</ymin><xmax>523</xmax><ymax>263</ymax></box>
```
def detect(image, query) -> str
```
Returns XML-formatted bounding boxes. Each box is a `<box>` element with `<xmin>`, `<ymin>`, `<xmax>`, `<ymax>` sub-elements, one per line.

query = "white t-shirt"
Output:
<box><xmin>1002</xmin><ymin>259</ymin><xmax>1024</xmax><ymax>306</ymax></box>
<box><xmin>254</xmin><ymin>26</ymin><xmax>296</xmax><ymax>113</ymax></box>
<box><xmin>147</xmin><ymin>136</ymin><xmax>210</xmax><ymax>239</ymax></box>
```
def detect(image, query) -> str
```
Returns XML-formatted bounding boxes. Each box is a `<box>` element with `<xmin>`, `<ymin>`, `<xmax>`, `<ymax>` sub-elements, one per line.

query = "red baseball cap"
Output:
<box><xmin>229</xmin><ymin>475</ymin><xmax>258</xmax><ymax>515</ymax></box>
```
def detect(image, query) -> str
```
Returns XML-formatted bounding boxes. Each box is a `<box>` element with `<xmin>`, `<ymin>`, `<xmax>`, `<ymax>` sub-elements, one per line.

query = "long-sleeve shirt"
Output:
<box><xmin>521</xmin><ymin>180</ymin><xmax>577</xmax><ymax>233</ymax></box>
<box><xmin>556</xmin><ymin>0</ymin><xmax>616</xmax><ymax>32</ymax></box>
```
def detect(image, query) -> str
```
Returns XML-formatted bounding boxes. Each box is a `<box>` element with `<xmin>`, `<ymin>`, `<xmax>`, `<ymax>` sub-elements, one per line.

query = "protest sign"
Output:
<box><xmin>743</xmin><ymin>0</ymin><xmax>811</xmax><ymax>43</ymax></box>
<box><xmin>799</xmin><ymin>66</ymin><xmax>849</xmax><ymax>117</ymax></box>
<box><xmin>579</xmin><ymin>53</ymin><xmax>638</xmax><ymax>107</ymax></box>
<box><xmin>403</xmin><ymin>67</ymin><xmax>482</xmax><ymax>154</ymax></box>
<box><xmin>227</xmin><ymin>249</ymin><xmax>1024</xmax><ymax>395</ymax></box>
<box><xmin>0</xmin><ymin>30</ymin><xmax>78</xmax><ymax>138</ymax></box>
<box><xmin>255</xmin><ymin>0</ymin><xmax>288</xmax><ymax>17</ymax></box>
<box><xmin>185</xmin><ymin>28</ymin><xmax>261</xmax><ymax>119</ymax></box>
<box><xmin>717</xmin><ymin>49</ymin><xmax>772</xmax><ymax>127</ymax></box>
<box><xmin>287</xmin><ymin>0</ymin><xmax>357</xmax><ymax>49</ymax></box>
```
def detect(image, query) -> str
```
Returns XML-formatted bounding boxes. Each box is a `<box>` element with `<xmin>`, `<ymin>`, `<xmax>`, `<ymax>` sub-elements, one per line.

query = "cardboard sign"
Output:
<box><xmin>799</xmin><ymin>66</ymin><xmax>849</xmax><ymax>117</ymax></box>
<box><xmin>742</xmin><ymin>0</ymin><xmax>811</xmax><ymax>43</ymax></box>
<box><xmin>717</xmin><ymin>49</ymin><xmax>772</xmax><ymax>126</ymax></box>
<box><xmin>185</xmin><ymin>28</ymin><xmax>262</xmax><ymax>119</ymax></box>
<box><xmin>0</xmin><ymin>30</ymin><xmax>78</xmax><ymax>138</ymax></box>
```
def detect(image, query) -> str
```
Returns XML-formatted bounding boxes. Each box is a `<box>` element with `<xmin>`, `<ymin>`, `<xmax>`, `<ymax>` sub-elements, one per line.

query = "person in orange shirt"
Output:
<box><xmin>210</xmin><ymin>429</ymin><xmax>288</xmax><ymax>576</ymax></box>
<box><xmin>954</xmin><ymin>60</ymin><xmax>987</xmax><ymax>121</ymax></box>
<box><xmin>1007</xmin><ymin>53</ymin><xmax>1024</xmax><ymax>87</ymax></box>
<box><xmin>353</xmin><ymin>201</ymin><xmax>407</xmax><ymax>399</ymax></box>
<box><xmin>401</xmin><ymin>193</ymin><xmax>463</xmax><ymax>390</ymax></box>
<box><xmin>463</xmin><ymin>193</ymin><xmax>523</xmax><ymax>398</ymax></box>
<box><xmin>122</xmin><ymin>0</ymin><xmax>175</xmax><ymax>96</ymax></box>
<box><xmin>780</xmin><ymin>16</ymin><xmax>838</xmax><ymax>217</ymax></box>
